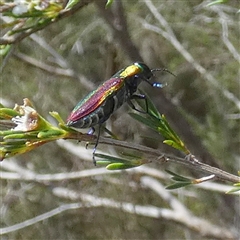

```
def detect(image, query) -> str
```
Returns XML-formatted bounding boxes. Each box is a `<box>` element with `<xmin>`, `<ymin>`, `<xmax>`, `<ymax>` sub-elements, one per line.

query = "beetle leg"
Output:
<box><xmin>85</xmin><ymin>127</ymin><xmax>95</xmax><ymax>149</ymax></box>
<box><xmin>92</xmin><ymin>125</ymin><xmax>101</xmax><ymax>166</ymax></box>
<box><xmin>88</xmin><ymin>127</ymin><xmax>95</xmax><ymax>135</ymax></box>
<box><xmin>128</xmin><ymin>94</ymin><xmax>148</xmax><ymax>114</ymax></box>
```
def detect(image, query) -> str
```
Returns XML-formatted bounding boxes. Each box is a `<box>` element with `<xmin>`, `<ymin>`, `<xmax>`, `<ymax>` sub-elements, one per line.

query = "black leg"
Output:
<box><xmin>92</xmin><ymin>125</ymin><xmax>101</xmax><ymax>166</ymax></box>
<box><xmin>85</xmin><ymin>127</ymin><xmax>95</xmax><ymax>149</ymax></box>
<box><xmin>128</xmin><ymin>94</ymin><xmax>148</xmax><ymax>114</ymax></box>
<box><xmin>88</xmin><ymin>127</ymin><xmax>95</xmax><ymax>135</ymax></box>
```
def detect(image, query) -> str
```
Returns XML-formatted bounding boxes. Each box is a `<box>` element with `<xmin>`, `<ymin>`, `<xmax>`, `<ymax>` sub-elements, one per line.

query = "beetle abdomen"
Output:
<box><xmin>67</xmin><ymin>85</ymin><xmax>128</xmax><ymax>129</ymax></box>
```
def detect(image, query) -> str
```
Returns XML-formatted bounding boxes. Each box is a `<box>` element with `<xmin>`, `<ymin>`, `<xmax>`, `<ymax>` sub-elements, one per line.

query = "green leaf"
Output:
<box><xmin>0</xmin><ymin>143</ymin><xmax>27</xmax><ymax>151</ymax></box>
<box><xmin>95</xmin><ymin>153</ymin><xmax>147</xmax><ymax>170</ymax></box>
<box><xmin>166</xmin><ymin>182</ymin><xmax>192</xmax><ymax>190</ymax></box>
<box><xmin>129</xmin><ymin>94</ymin><xmax>189</xmax><ymax>154</ymax></box>
<box><xmin>0</xmin><ymin>108</ymin><xmax>20</xmax><ymax>119</ymax></box>
<box><xmin>4</xmin><ymin>132</ymin><xmax>39</xmax><ymax>140</ymax></box>
<box><xmin>163</xmin><ymin>140</ymin><xmax>186</xmax><ymax>151</ymax></box>
<box><xmin>206</xmin><ymin>0</ymin><xmax>228</xmax><ymax>7</ymax></box>
<box><xmin>138</xmin><ymin>89</ymin><xmax>161</xmax><ymax>118</ymax></box>
<box><xmin>129</xmin><ymin>112</ymin><xmax>159</xmax><ymax>131</ymax></box>
<box><xmin>0</xmin><ymin>140</ymin><xmax>27</xmax><ymax>146</ymax></box>
<box><xmin>226</xmin><ymin>182</ymin><xmax>240</xmax><ymax>194</ymax></box>
<box><xmin>0</xmin><ymin>45</ymin><xmax>12</xmax><ymax>56</ymax></box>
<box><xmin>226</xmin><ymin>187</ymin><xmax>240</xmax><ymax>194</ymax></box>
<box><xmin>165</xmin><ymin>170</ymin><xmax>192</xmax><ymax>189</ymax></box>
<box><xmin>152</xmin><ymin>115</ymin><xmax>188</xmax><ymax>153</ymax></box>
<box><xmin>49</xmin><ymin>111</ymin><xmax>65</xmax><ymax>125</ymax></box>
<box><xmin>160</xmin><ymin>115</ymin><xmax>181</xmax><ymax>141</ymax></box>
<box><xmin>165</xmin><ymin>170</ymin><xmax>191</xmax><ymax>182</ymax></box>
<box><xmin>105</xmin><ymin>0</ymin><xmax>114</xmax><ymax>8</ymax></box>
<box><xmin>95</xmin><ymin>160</ymin><xmax>112</xmax><ymax>166</ymax></box>
<box><xmin>103</xmin><ymin>126</ymin><xmax>119</xmax><ymax>140</ymax></box>
<box><xmin>58</xmin><ymin>123</ymin><xmax>73</xmax><ymax>131</ymax></box>
<box><xmin>37</xmin><ymin>129</ymin><xmax>66</xmax><ymax>139</ymax></box>
<box><xmin>95</xmin><ymin>153</ymin><xmax>129</xmax><ymax>164</ymax></box>
<box><xmin>106</xmin><ymin>163</ymin><xmax>138</xmax><ymax>170</ymax></box>
<box><xmin>65</xmin><ymin>0</ymin><xmax>80</xmax><ymax>9</ymax></box>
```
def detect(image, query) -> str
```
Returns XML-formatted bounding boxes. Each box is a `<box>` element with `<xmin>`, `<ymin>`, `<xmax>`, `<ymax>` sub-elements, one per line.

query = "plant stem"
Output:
<box><xmin>66</xmin><ymin>132</ymin><xmax>239</xmax><ymax>183</ymax></box>
<box><xmin>97</xmin><ymin>137</ymin><xmax>240</xmax><ymax>183</ymax></box>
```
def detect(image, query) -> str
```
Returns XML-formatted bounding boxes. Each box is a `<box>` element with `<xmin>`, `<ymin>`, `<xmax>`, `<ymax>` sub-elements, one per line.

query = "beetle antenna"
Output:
<box><xmin>148</xmin><ymin>68</ymin><xmax>176</xmax><ymax>88</ymax></box>
<box><xmin>151</xmin><ymin>68</ymin><xmax>176</xmax><ymax>77</ymax></box>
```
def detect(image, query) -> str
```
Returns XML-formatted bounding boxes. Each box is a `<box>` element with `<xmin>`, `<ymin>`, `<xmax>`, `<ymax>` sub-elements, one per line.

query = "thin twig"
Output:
<box><xmin>2</xmin><ymin>184</ymin><xmax>232</xmax><ymax>238</ymax></box>
<box><xmin>31</xmin><ymin>133</ymin><xmax>240</xmax><ymax>183</ymax></box>
<box><xmin>0</xmin><ymin>153</ymin><xmax>238</xmax><ymax>195</ymax></box>
<box><xmin>0</xmin><ymin>130</ymin><xmax>239</xmax><ymax>183</ymax></box>
<box><xmin>98</xmin><ymin>137</ymin><xmax>240</xmax><ymax>183</ymax></box>
<box><xmin>140</xmin><ymin>176</ymin><xmax>235</xmax><ymax>239</ymax></box>
<box><xmin>62</xmin><ymin>134</ymin><xmax>240</xmax><ymax>183</ymax></box>
<box><xmin>0</xmin><ymin>202</ymin><xmax>84</xmax><ymax>235</ymax></box>
<box><xmin>216</xmin><ymin>9</ymin><xmax>240</xmax><ymax>62</ymax></box>
<box><xmin>14</xmin><ymin>52</ymin><xmax>75</xmax><ymax>78</ymax></box>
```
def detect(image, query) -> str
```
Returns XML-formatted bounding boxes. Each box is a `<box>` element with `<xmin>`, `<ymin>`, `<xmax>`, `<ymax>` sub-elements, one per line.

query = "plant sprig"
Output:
<box><xmin>129</xmin><ymin>90</ymin><xmax>190</xmax><ymax>154</ymax></box>
<box><xmin>0</xmin><ymin>98</ymin><xmax>77</xmax><ymax>160</ymax></box>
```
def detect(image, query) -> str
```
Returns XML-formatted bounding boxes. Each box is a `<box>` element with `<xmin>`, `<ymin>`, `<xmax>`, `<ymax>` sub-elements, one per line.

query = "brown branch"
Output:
<box><xmin>66</xmin><ymin>133</ymin><xmax>240</xmax><ymax>184</ymax></box>
<box><xmin>14</xmin><ymin>52</ymin><xmax>75</xmax><ymax>78</ymax></box>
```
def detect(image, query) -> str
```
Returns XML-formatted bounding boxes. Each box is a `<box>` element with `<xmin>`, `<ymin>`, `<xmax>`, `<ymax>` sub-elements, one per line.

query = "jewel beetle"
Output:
<box><xmin>67</xmin><ymin>62</ymin><xmax>174</xmax><ymax>165</ymax></box>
